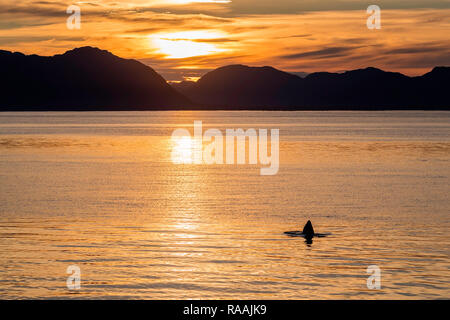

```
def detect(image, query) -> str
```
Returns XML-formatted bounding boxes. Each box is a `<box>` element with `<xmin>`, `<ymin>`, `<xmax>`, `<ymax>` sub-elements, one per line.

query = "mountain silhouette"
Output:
<box><xmin>0</xmin><ymin>47</ymin><xmax>191</xmax><ymax>110</ymax></box>
<box><xmin>174</xmin><ymin>65</ymin><xmax>450</xmax><ymax>109</ymax></box>
<box><xmin>0</xmin><ymin>47</ymin><xmax>448</xmax><ymax>110</ymax></box>
<box><xmin>176</xmin><ymin>65</ymin><xmax>304</xmax><ymax>107</ymax></box>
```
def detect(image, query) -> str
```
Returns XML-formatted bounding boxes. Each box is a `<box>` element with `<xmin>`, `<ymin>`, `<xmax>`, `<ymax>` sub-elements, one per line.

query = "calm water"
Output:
<box><xmin>0</xmin><ymin>111</ymin><xmax>449</xmax><ymax>299</ymax></box>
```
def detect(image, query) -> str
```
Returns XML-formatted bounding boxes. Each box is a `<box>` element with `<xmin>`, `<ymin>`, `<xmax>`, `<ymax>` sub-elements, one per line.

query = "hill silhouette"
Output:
<box><xmin>176</xmin><ymin>65</ymin><xmax>304</xmax><ymax>107</ymax></box>
<box><xmin>174</xmin><ymin>65</ymin><xmax>450</xmax><ymax>109</ymax></box>
<box><xmin>0</xmin><ymin>47</ymin><xmax>448</xmax><ymax>110</ymax></box>
<box><xmin>0</xmin><ymin>47</ymin><xmax>191</xmax><ymax>110</ymax></box>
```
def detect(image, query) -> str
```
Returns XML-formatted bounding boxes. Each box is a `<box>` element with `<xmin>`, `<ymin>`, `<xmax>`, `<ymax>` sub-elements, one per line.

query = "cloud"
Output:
<box><xmin>280</xmin><ymin>46</ymin><xmax>359</xmax><ymax>60</ymax></box>
<box><xmin>228</xmin><ymin>0</ymin><xmax>450</xmax><ymax>15</ymax></box>
<box><xmin>0</xmin><ymin>35</ymin><xmax>86</xmax><ymax>45</ymax></box>
<box><xmin>0</xmin><ymin>2</ymin><xmax>449</xmax><ymax>78</ymax></box>
<box><xmin>0</xmin><ymin>3</ymin><xmax>65</xmax><ymax>17</ymax></box>
<box><xmin>385</xmin><ymin>45</ymin><xmax>448</xmax><ymax>55</ymax></box>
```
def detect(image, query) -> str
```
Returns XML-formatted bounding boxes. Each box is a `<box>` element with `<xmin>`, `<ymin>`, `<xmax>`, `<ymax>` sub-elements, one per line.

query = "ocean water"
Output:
<box><xmin>0</xmin><ymin>110</ymin><xmax>449</xmax><ymax>299</ymax></box>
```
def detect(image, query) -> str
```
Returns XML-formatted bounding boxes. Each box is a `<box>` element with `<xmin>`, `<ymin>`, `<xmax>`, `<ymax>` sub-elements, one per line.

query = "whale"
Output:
<box><xmin>302</xmin><ymin>220</ymin><xmax>314</xmax><ymax>238</ymax></box>
<box><xmin>284</xmin><ymin>220</ymin><xmax>330</xmax><ymax>240</ymax></box>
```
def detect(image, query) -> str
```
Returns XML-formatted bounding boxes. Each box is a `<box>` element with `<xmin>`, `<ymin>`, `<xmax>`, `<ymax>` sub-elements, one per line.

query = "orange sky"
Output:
<box><xmin>1</xmin><ymin>1</ymin><xmax>449</xmax><ymax>81</ymax></box>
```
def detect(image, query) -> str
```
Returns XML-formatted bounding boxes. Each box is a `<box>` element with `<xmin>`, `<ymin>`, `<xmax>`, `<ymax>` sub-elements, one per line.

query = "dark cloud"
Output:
<box><xmin>123</xmin><ymin>27</ymin><xmax>171</xmax><ymax>34</ymax></box>
<box><xmin>2</xmin><ymin>1</ymin><xmax>450</xmax><ymax>24</ymax></box>
<box><xmin>131</xmin><ymin>4</ymin><xmax>231</xmax><ymax>17</ymax></box>
<box><xmin>0</xmin><ymin>20</ymin><xmax>59</xmax><ymax>30</ymax></box>
<box><xmin>385</xmin><ymin>46</ymin><xmax>449</xmax><ymax>55</ymax></box>
<box><xmin>228</xmin><ymin>0</ymin><xmax>450</xmax><ymax>16</ymax></box>
<box><xmin>0</xmin><ymin>5</ymin><xmax>63</xmax><ymax>17</ymax></box>
<box><xmin>226</xmin><ymin>25</ymin><xmax>271</xmax><ymax>33</ymax></box>
<box><xmin>0</xmin><ymin>35</ymin><xmax>86</xmax><ymax>45</ymax></box>
<box><xmin>281</xmin><ymin>46</ymin><xmax>359</xmax><ymax>60</ymax></box>
<box><xmin>0</xmin><ymin>2</ymin><xmax>232</xmax><ymax>32</ymax></box>
<box><xmin>283</xmin><ymin>34</ymin><xmax>312</xmax><ymax>38</ymax></box>
<box><xmin>106</xmin><ymin>12</ymin><xmax>231</xmax><ymax>25</ymax></box>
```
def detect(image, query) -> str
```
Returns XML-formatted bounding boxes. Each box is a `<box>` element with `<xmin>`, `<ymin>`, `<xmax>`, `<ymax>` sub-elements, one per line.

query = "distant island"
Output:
<box><xmin>1</xmin><ymin>46</ymin><xmax>449</xmax><ymax>111</ymax></box>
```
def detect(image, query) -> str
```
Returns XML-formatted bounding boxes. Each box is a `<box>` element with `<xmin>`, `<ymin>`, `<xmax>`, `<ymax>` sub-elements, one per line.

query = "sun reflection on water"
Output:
<box><xmin>171</xmin><ymin>135</ymin><xmax>193</xmax><ymax>164</ymax></box>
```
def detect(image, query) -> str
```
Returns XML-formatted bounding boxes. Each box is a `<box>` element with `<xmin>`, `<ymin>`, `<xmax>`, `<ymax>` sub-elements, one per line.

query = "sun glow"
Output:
<box><xmin>171</xmin><ymin>135</ymin><xmax>193</xmax><ymax>164</ymax></box>
<box><xmin>151</xmin><ymin>31</ymin><xmax>227</xmax><ymax>59</ymax></box>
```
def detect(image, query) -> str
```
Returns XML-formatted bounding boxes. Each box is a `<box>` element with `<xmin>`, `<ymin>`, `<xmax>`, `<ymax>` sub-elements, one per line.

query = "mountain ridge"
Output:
<box><xmin>0</xmin><ymin>47</ymin><xmax>448</xmax><ymax>110</ymax></box>
<box><xmin>174</xmin><ymin>64</ymin><xmax>449</xmax><ymax>109</ymax></box>
<box><xmin>0</xmin><ymin>46</ymin><xmax>191</xmax><ymax>110</ymax></box>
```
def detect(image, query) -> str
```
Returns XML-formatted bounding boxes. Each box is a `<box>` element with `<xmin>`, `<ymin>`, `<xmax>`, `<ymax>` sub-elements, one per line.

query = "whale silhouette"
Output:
<box><xmin>284</xmin><ymin>220</ymin><xmax>330</xmax><ymax>242</ymax></box>
<box><xmin>302</xmin><ymin>220</ymin><xmax>314</xmax><ymax>238</ymax></box>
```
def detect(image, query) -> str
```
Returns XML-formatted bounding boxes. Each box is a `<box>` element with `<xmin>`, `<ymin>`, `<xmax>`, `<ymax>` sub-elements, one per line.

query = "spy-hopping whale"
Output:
<box><xmin>284</xmin><ymin>220</ymin><xmax>330</xmax><ymax>242</ymax></box>
<box><xmin>302</xmin><ymin>220</ymin><xmax>315</xmax><ymax>239</ymax></box>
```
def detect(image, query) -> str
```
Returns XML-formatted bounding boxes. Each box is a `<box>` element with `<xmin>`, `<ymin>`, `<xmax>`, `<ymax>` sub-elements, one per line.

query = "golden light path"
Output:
<box><xmin>150</xmin><ymin>31</ymin><xmax>228</xmax><ymax>59</ymax></box>
<box><xmin>171</xmin><ymin>135</ymin><xmax>193</xmax><ymax>164</ymax></box>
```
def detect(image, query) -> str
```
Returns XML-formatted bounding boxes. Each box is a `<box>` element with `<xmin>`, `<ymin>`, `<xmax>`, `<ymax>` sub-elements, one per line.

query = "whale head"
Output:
<box><xmin>302</xmin><ymin>220</ymin><xmax>315</xmax><ymax>238</ymax></box>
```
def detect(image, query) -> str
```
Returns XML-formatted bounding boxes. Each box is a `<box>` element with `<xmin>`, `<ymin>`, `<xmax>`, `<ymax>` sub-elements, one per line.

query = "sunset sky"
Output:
<box><xmin>1</xmin><ymin>0</ymin><xmax>449</xmax><ymax>81</ymax></box>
